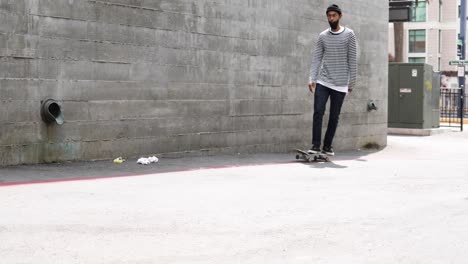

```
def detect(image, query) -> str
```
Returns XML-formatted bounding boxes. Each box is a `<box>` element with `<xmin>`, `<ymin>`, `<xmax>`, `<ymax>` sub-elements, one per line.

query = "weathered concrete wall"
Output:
<box><xmin>0</xmin><ymin>0</ymin><xmax>388</xmax><ymax>166</ymax></box>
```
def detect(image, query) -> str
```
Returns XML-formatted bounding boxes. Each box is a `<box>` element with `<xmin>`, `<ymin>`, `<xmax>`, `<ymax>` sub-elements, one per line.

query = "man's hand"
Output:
<box><xmin>308</xmin><ymin>83</ymin><xmax>316</xmax><ymax>93</ymax></box>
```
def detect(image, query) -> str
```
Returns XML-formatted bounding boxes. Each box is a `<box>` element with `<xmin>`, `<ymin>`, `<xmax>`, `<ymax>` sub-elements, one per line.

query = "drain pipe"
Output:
<box><xmin>40</xmin><ymin>99</ymin><xmax>64</xmax><ymax>125</ymax></box>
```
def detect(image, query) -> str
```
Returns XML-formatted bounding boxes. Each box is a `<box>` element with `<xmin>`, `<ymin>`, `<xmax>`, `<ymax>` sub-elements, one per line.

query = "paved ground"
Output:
<box><xmin>1</xmin><ymin>130</ymin><xmax>468</xmax><ymax>263</ymax></box>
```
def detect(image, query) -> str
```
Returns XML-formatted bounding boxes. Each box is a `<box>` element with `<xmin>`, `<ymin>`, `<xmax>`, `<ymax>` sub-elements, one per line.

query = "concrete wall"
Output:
<box><xmin>0</xmin><ymin>0</ymin><xmax>388</xmax><ymax>166</ymax></box>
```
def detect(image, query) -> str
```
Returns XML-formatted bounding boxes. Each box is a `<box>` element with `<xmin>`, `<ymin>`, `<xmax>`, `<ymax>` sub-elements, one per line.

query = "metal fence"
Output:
<box><xmin>440</xmin><ymin>88</ymin><xmax>466</xmax><ymax>130</ymax></box>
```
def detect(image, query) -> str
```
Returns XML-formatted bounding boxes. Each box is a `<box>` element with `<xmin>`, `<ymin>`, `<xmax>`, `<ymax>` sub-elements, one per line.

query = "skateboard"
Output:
<box><xmin>294</xmin><ymin>149</ymin><xmax>330</xmax><ymax>162</ymax></box>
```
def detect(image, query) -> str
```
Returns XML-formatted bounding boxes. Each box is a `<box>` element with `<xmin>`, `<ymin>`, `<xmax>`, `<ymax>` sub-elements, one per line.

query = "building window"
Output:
<box><xmin>408</xmin><ymin>57</ymin><xmax>426</xmax><ymax>63</ymax></box>
<box><xmin>438</xmin><ymin>30</ymin><xmax>442</xmax><ymax>54</ymax></box>
<box><xmin>439</xmin><ymin>0</ymin><xmax>442</xmax><ymax>22</ymax></box>
<box><xmin>409</xmin><ymin>30</ymin><xmax>426</xmax><ymax>53</ymax></box>
<box><xmin>411</xmin><ymin>0</ymin><xmax>426</xmax><ymax>22</ymax></box>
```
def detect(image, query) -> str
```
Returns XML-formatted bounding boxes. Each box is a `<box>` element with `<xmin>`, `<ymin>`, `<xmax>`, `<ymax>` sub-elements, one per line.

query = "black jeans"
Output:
<box><xmin>312</xmin><ymin>83</ymin><xmax>346</xmax><ymax>148</ymax></box>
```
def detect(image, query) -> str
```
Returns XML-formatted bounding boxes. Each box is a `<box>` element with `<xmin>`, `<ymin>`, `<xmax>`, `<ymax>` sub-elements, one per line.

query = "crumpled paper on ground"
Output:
<box><xmin>113</xmin><ymin>157</ymin><xmax>125</xmax><ymax>164</ymax></box>
<box><xmin>137</xmin><ymin>156</ymin><xmax>159</xmax><ymax>165</ymax></box>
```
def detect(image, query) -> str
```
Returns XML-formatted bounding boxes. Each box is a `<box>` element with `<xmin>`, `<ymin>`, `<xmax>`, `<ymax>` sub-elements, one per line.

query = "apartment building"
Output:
<box><xmin>389</xmin><ymin>0</ymin><xmax>459</xmax><ymax>87</ymax></box>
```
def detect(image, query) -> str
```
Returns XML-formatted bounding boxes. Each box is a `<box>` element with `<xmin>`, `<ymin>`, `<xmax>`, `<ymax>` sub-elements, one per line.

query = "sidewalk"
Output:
<box><xmin>0</xmin><ymin>128</ymin><xmax>467</xmax><ymax>185</ymax></box>
<box><xmin>1</xmin><ymin>129</ymin><xmax>468</xmax><ymax>263</ymax></box>
<box><xmin>0</xmin><ymin>152</ymin><xmax>295</xmax><ymax>186</ymax></box>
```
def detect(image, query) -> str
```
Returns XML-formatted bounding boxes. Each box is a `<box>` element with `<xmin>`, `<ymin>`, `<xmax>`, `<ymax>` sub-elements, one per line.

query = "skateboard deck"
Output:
<box><xmin>294</xmin><ymin>149</ymin><xmax>330</xmax><ymax>162</ymax></box>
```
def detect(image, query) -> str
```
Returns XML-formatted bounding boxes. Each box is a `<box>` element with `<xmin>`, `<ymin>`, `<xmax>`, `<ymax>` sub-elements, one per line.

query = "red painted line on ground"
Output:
<box><xmin>0</xmin><ymin>161</ymin><xmax>295</xmax><ymax>188</ymax></box>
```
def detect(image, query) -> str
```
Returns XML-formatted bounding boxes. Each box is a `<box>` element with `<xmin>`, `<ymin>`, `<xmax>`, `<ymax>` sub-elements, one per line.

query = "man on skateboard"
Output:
<box><xmin>308</xmin><ymin>4</ymin><xmax>357</xmax><ymax>156</ymax></box>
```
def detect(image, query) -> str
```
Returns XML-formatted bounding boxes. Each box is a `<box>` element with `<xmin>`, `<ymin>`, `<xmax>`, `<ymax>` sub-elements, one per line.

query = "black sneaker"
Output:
<box><xmin>322</xmin><ymin>146</ymin><xmax>335</xmax><ymax>156</ymax></box>
<box><xmin>308</xmin><ymin>146</ymin><xmax>321</xmax><ymax>154</ymax></box>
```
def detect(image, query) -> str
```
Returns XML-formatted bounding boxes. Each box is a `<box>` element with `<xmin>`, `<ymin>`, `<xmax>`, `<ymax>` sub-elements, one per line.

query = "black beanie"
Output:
<box><xmin>326</xmin><ymin>4</ymin><xmax>342</xmax><ymax>15</ymax></box>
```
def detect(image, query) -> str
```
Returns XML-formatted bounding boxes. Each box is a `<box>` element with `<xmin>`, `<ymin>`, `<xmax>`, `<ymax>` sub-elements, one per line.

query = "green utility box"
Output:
<box><xmin>388</xmin><ymin>63</ymin><xmax>440</xmax><ymax>129</ymax></box>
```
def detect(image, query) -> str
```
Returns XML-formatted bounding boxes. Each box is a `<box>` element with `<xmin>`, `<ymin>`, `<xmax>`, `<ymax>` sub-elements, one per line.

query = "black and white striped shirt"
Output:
<box><xmin>309</xmin><ymin>27</ymin><xmax>358</xmax><ymax>92</ymax></box>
